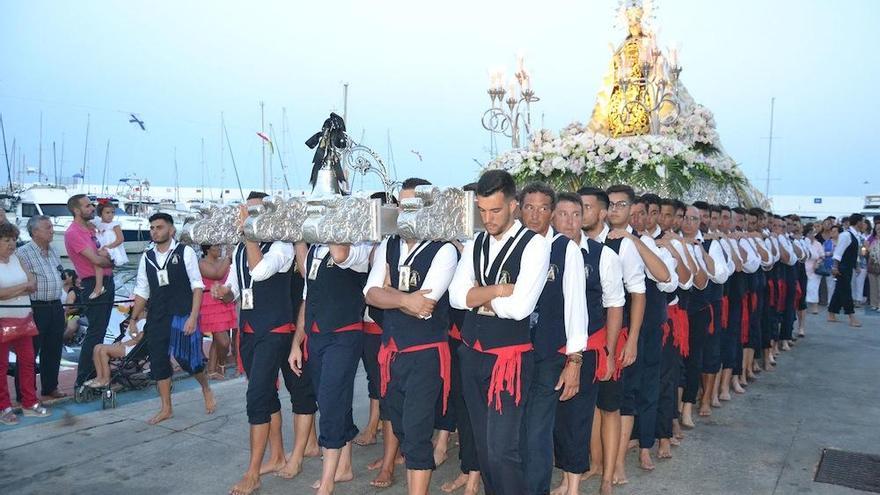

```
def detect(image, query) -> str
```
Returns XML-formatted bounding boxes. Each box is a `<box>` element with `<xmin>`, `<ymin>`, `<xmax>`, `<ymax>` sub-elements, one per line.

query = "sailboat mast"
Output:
<box><xmin>200</xmin><ymin>137</ymin><xmax>206</xmax><ymax>201</ymax></box>
<box><xmin>82</xmin><ymin>113</ymin><xmax>90</xmax><ymax>191</ymax></box>
<box><xmin>764</xmin><ymin>97</ymin><xmax>775</xmax><ymax>198</ymax></box>
<box><xmin>0</xmin><ymin>114</ymin><xmax>11</xmax><ymax>191</ymax></box>
<box><xmin>219</xmin><ymin>112</ymin><xmax>225</xmax><ymax>200</ymax></box>
<box><xmin>260</xmin><ymin>101</ymin><xmax>266</xmax><ymax>192</ymax></box>
<box><xmin>173</xmin><ymin>147</ymin><xmax>180</xmax><ymax>203</ymax></box>
<box><xmin>53</xmin><ymin>141</ymin><xmax>57</xmax><ymax>185</ymax></box>
<box><xmin>38</xmin><ymin>112</ymin><xmax>43</xmax><ymax>181</ymax></box>
<box><xmin>101</xmin><ymin>139</ymin><xmax>110</xmax><ymax>194</ymax></box>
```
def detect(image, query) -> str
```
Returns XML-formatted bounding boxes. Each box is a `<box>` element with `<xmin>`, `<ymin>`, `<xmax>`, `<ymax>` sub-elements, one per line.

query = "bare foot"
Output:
<box><xmin>627</xmin><ymin>439</ymin><xmax>639</xmax><ymax>451</ymax></box>
<box><xmin>639</xmin><ymin>449</ymin><xmax>655</xmax><ymax>470</ymax></box>
<box><xmin>550</xmin><ymin>479</ymin><xmax>569</xmax><ymax>495</ymax></box>
<box><xmin>673</xmin><ymin>419</ymin><xmax>685</xmax><ymax>439</ymax></box>
<box><xmin>203</xmin><ymin>388</ymin><xmax>216</xmax><ymax>414</ymax></box>
<box><xmin>148</xmin><ymin>409</ymin><xmax>173</xmax><ymax>425</ymax></box>
<box><xmin>369</xmin><ymin>469</ymin><xmax>394</xmax><ymax>488</ymax></box>
<box><xmin>260</xmin><ymin>456</ymin><xmax>285</xmax><ymax>475</ymax></box>
<box><xmin>600</xmin><ymin>480</ymin><xmax>613</xmax><ymax>495</ymax></box>
<box><xmin>394</xmin><ymin>454</ymin><xmax>405</xmax><ymax>465</ymax></box>
<box><xmin>719</xmin><ymin>391</ymin><xmax>732</xmax><ymax>401</ymax></box>
<box><xmin>670</xmin><ymin>436</ymin><xmax>681</xmax><ymax>446</ymax></box>
<box><xmin>313</xmin><ymin>469</ymin><xmax>354</xmax><ymax>490</ymax></box>
<box><xmin>699</xmin><ymin>405</ymin><xmax>712</xmax><ymax>417</ymax></box>
<box><xmin>581</xmin><ymin>468</ymin><xmax>602</xmax><ymax>481</ymax></box>
<box><xmin>732</xmin><ymin>380</ymin><xmax>746</xmax><ymax>394</ymax></box>
<box><xmin>680</xmin><ymin>413</ymin><xmax>695</xmax><ymax>429</ymax></box>
<box><xmin>658</xmin><ymin>439</ymin><xmax>672</xmax><ymax>459</ymax></box>
<box><xmin>353</xmin><ymin>430</ymin><xmax>377</xmax><ymax>446</ymax></box>
<box><xmin>441</xmin><ymin>473</ymin><xmax>469</xmax><ymax>493</ymax></box>
<box><xmin>849</xmin><ymin>318</ymin><xmax>862</xmax><ymax>328</ymax></box>
<box><xmin>827</xmin><ymin>314</ymin><xmax>838</xmax><ymax>323</ymax></box>
<box><xmin>229</xmin><ymin>473</ymin><xmax>260</xmax><ymax>495</ymax></box>
<box><xmin>781</xmin><ymin>342</ymin><xmax>791</xmax><ymax>351</ymax></box>
<box><xmin>613</xmin><ymin>463</ymin><xmax>628</xmax><ymax>485</ymax></box>
<box><xmin>711</xmin><ymin>397</ymin><xmax>722</xmax><ymax>408</ymax></box>
<box><xmin>367</xmin><ymin>456</ymin><xmax>384</xmax><ymax>470</ymax></box>
<box><xmin>276</xmin><ymin>455</ymin><xmax>302</xmax><ymax>479</ymax></box>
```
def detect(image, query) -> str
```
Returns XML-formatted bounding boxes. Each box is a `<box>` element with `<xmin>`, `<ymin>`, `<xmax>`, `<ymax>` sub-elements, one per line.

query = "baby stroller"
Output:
<box><xmin>74</xmin><ymin>316</ymin><xmax>152</xmax><ymax>409</ymax></box>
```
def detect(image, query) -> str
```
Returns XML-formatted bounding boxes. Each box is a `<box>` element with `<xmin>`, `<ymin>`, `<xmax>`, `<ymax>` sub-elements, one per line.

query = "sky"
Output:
<box><xmin>1</xmin><ymin>0</ymin><xmax>878</xmax><ymax>199</ymax></box>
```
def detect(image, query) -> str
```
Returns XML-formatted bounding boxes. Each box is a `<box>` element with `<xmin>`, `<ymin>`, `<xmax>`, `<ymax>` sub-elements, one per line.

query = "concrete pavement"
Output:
<box><xmin>1</xmin><ymin>311</ymin><xmax>879</xmax><ymax>495</ymax></box>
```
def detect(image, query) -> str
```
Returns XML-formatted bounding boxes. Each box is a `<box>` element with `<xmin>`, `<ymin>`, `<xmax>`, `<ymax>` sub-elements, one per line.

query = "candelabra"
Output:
<box><xmin>614</xmin><ymin>37</ymin><xmax>683</xmax><ymax>135</ymax></box>
<box><xmin>481</xmin><ymin>56</ymin><xmax>539</xmax><ymax>155</ymax></box>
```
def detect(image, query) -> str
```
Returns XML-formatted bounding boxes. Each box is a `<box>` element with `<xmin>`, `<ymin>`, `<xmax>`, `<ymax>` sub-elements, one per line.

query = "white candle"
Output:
<box><xmin>508</xmin><ymin>80</ymin><xmax>518</xmax><ymax>100</ymax></box>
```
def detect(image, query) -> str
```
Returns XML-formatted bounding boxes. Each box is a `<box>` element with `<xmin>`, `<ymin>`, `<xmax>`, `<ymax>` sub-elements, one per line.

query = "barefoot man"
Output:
<box><xmin>129</xmin><ymin>213</ymin><xmax>215</xmax><ymax>425</ymax></box>
<box><xmin>364</xmin><ymin>177</ymin><xmax>459</xmax><ymax>495</ymax></box>
<box><xmin>550</xmin><ymin>191</ymin><xmax>625</xmax><ymax>495</ymax></box>
<box><xmin>213</xmin><ymin>192</ymin><xmax>305</xmax><ymax>495</ymax></box>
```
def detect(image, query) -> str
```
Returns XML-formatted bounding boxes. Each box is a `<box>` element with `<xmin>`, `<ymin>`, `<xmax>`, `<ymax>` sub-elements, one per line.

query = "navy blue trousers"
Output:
<box><xmin>655</xmin><ymin>322</ymin><xmax>680</xmax><ymax>439</ymax></box>
<box><xmin>702</xmin><ymin>300</ymin><xmax>723</xmax><ymax>374</ymax></box>
<box><xmin>553</xmin><ymin>351</ymin><xmax>598</xmax><ymax>474</ymax></box>
<box><xmin>385</xmin><ymin>348</ymin><xmax>444</xmax><ymax>471</ymax></box>
<box><xmin>523</xmin><ymin>353</ymin><xmax>564</xmax><ymax>494</ymax></box>
<box><xmin>459</xmin><ymin>344</ymin><xmax>533</xmax><ymax>495</ymax></box>
<box><xmin>241</xmin><ymin>331</ymin><xmax>289</xmax><ymax>425</ymax></box>
<box><xmin>307</xmin><ymin>330</ymin><xmax>363</xmax><ymax>448</ymax></box>
<box><xmin>683</xmin><ymin>306</ymin><xmax>709</xmax><ymax>404</ymax></box>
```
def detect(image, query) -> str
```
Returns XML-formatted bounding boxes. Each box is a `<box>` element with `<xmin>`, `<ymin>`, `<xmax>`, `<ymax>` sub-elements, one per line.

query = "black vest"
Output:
<box><xmin>145</xmin><ymin>243</ymin><xmax>193</xmax><ymax>319</ymax></box>
<box><xmin>604</xmin><ymin>236</ymin><xmax>632</xmax><ymax>328</ymax></box>
<box><xmin>644</xmin><ymin>232</ymin><xmax>669</xmax><ymax>327</ymax></box>
<box><xmin>235</xmin><ymin>243</ymin><xmax>293</xmax><ymax>333</ymax></box>
<box><xmin>291</xmin><ymin>262</ymin><xmax>304</xmax><ymax>322</ymax></box>
<box><xmin>382</xmin><ymin>237</ymin><xmax>451</xmax><ymax>349</ymax></box>
<box><xmin>532</xmin><ymin>234</ymin><xmax>571</xmax><ymax>359</ymax></box>
<box><xmin>840</xmin><ymin>231</ymin><xmax>859</xmax><ymax>271</ymax></box>
<box><xmin>581</xmin><ymin>238</ymin><xmax>606</xmax><ymax>335</ymax></box>
<box><xmin>462</xmin><ymin>225</ymin><xmax>537</xmax><ymax>351</ymax></box>
<box><xmin>304</xmin><ymin>244</ymin><xmax>366</xmax><ymax>333</ymax></box>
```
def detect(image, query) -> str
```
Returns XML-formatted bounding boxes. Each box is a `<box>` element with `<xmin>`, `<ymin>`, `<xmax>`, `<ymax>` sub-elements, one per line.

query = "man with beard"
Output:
<box><xmin>64</xmin><ymin>194</ymin><xmax>115</xmax><ymax>388</ymax></box>
<box><xmin>129</xmin><ymin>213</ymin><xmax>214</xmax><ymax>425</ymax></box>
<box><xmin>448</xmin><ymin>170</ymin><xmax>549</xmax><ymax>495</ymax></box>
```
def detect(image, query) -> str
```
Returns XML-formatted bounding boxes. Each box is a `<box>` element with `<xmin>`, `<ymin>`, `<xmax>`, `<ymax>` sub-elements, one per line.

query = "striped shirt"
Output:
<box><xmin>17</xmin><ymin>241</ymin><xmax>64</xmax><ymax>302</ymax></box>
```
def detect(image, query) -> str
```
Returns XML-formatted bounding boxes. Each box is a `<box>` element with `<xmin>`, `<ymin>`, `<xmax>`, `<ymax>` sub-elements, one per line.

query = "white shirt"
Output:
<box><xmin>595</xmin><ymin>224</ymin><xmax>646</xmax><ymax>294</ymax></box>
<box><xmin>301</xmin><ymin>242</ymin><xmax>372</xmax><ymax>300</ymax></box>
<box><xmin>832</xmin><ymin>227</ymin><xmax>860</xmax><ymax>262</ymax></box>
<box><xmin>539</xmin><ymin>228</ymin><xmax>588</xmax><ymax>354</ymax></box>
<box><xmin>363</xmin><ymin>238</ymin><xmax>458</xmax><ymax>302</ymax></box>
<box><xmin>449</xmin><ymin>220</ymin><xmax>549</xmax><ymax>321</ymax></box>
<box><xmin>224</xmin><ymin>241</ymin><xmax>294</xmax><ymax>301</ymax></box>
<box><xmin>776</xmin><ymin>234</ymin><xmax>797</xmax><ymax>266</ymax></box>
<box><xmin>577</xmin><ymin>233</ymin><xmax>626</xmax><ymax>308</ymax></box>
<box><xmin>133</xmin><ymin>240</ymin><xmax>204</xmax><ymax>300</ymax></box>
<box><xmin>639</xmin><ymin>230</ymin><xmax>679</xmax><ymax>293</ymax></box>
<box><xmin>717</xmin><ymin>234</ymin><xmax>738</xmax><ymax>275</ymax></box>
<box><xmin>669</xmin><ymin>238</ymin><xmax>694</xmax><ymax>291</ymax></box>
<box><xmin>694</xmin><ymin>232</ymin><xmax>730</xmax><ymax>284</ymax></box>
<box><xmin>738</xmin><ymin>237</ymin><xmax>761</xmax><ymax>274</ymax></box>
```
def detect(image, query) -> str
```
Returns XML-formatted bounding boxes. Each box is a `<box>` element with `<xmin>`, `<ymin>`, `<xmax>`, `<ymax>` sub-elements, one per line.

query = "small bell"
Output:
<box><xmin>311</xmin><ymin>165</ymin><xmax>342</xmax><ymax>197</ymax></box>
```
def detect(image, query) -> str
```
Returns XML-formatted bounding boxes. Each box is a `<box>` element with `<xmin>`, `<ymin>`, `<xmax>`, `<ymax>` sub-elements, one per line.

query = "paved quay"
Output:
<box><xmin>1</xmin><ymin>311</ymin><xmax>878</xmax><ymax>495</ymax></box>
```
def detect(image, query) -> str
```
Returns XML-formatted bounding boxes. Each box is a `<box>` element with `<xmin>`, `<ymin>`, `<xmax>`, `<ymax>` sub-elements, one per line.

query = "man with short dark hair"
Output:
<box><xmin>828</xmin><ymin>213</ymin><xmax>865</xmax><ymax>327</ymax></box>
<box><xmin>448</xmin><ymin>170</ymin><xmax>549</xmax><ymax>495</ymax></box>
<box><xmin>64</xmin><ymin>194</ymin><xmax>115</xmax><ymax>387</ymax></box>
<box><xmin>364</xmin><ymin>177</ymin><xmax>458</xmax><ymax>495</ymax></box>
<box><xmin>129</xmin><ymin>212</ymin><xmax>214</xmax><ymax>425</ymax></box>
<box><xmin>518</xmin><ymin>182</ymin><xmax>587</xmax><ymax>495</ymax></box>
<box><xmin>17</xmin><ymin>215</ymin><xmax>67</xmax><ymax>399</ymax></box>
<box><xmin>552</xmin><ymin>190</ymin><xmax>625</xmax><ymax>495</ymax></box>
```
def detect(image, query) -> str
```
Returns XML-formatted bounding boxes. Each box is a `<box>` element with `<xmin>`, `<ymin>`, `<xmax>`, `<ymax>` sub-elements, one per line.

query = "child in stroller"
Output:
<box><xmin>81</xmin><ymin>315</ymin><xmax>151</xmax><ymax>395</ymax></box>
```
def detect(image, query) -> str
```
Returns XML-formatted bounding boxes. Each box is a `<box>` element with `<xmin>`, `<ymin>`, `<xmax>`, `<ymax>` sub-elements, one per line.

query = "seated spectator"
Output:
<box><xmin>85</xmin><ymin>319</ymin><xmax>145</xmax><ymax>388</ymax></box>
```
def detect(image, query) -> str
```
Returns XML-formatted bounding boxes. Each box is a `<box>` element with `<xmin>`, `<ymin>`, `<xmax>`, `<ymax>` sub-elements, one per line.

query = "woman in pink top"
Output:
<box><xmin>199</xmin><ymin>245</ymin><xmax>236</xmax><ymax>380</ymax></box>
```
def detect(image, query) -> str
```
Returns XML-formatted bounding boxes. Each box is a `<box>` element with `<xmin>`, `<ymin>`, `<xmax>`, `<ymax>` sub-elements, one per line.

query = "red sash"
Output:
<box><xmin>466</xmin><ymin>341</ymin><xmax>534</xmax><ymax>413</ymax></box>
<box><xmin>740</xmin><ymin>293</ymin><xmax>750</xmax><ymax>345</ymax></box>
<box><xmin>768</xmin><ymin>280</ymin><xmax>777</xmax><ymax>308</ymax></box>
<box><xmin>776</xmin><ymin>280</ymin><xmax>787</xmax><ymax>312</ymax></box>
<box><xmin>669</xmin><ymin>304</ymin><xmax>689</xmax><ymax>357</ymax></box>
<box><xmin>364</xmin><ymin>321</ymin><xmax>383</xmax><ymax>335</ymax></box>
<box><xmin>586</xmin><ymin>326</ymin><xmax>629</xmax><ymax>382</ymax></box>
<box><xmin>448</xmin><ymin>323</ymin><xmax>462</xmax><ymax>341</ymax></box>
<box><xmin>378</xmin><ymin>338</ymin><xmax>452</xmax><ymax>414</ymax></box>
<box><xmin>708</xmin><ymin>304</ymin><xmax>716</xmax><ymax>335</ymax></box>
